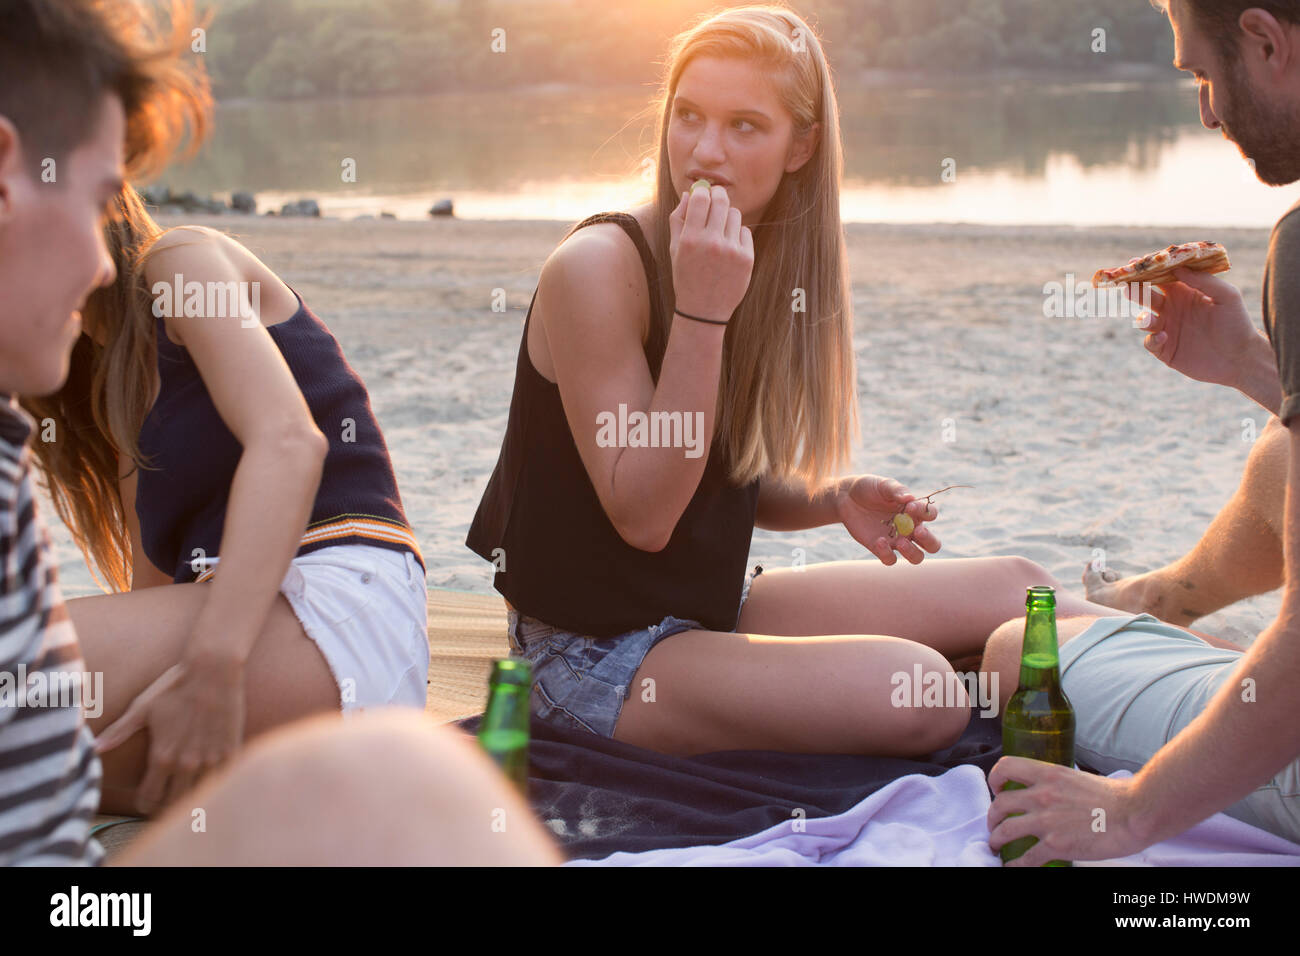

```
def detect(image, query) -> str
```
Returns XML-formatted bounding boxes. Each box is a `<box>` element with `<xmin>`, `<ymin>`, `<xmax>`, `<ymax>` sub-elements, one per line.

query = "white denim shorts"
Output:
<box><xmin>200</xmin><ymin>544</ymin><xmax>428</xmax><ymax>714</ymax></box>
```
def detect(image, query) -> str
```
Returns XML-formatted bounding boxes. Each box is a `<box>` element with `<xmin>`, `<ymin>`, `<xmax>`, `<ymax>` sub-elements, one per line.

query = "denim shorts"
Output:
<box><xmin>505</xmin><ymin>564</ymin><xmax>763</xmax><ymax>739</ymax></box>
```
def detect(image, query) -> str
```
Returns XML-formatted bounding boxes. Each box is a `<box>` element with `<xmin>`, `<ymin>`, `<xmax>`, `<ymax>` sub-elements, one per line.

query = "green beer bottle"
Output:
<box><xmin>477</xmin><ymin>658</ymin><xmax>532</xmax><ymax>795</ymax></box>
<box><xmin>1000</xmin><ymin>585</ymin><xmax>1075</xmax><ymax>866</ymax></box>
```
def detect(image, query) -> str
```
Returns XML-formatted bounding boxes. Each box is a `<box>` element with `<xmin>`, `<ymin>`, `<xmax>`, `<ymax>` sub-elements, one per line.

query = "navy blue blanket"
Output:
<box><xmin>456</xmin><ymin>706</ymin><xmax>1002</xmax><ymax>861</ymax></box>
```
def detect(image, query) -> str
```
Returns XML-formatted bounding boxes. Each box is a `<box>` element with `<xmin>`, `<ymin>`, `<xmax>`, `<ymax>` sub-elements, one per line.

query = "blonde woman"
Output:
<box><xmin>468</xmin><ymin>3</ymin><xmax>1114</xmax><ymax>757</ymax></box>
<box><xmin>24</xmin><ymin>186</ymin><xmax>428</xmax><ymax>816</ymax></box>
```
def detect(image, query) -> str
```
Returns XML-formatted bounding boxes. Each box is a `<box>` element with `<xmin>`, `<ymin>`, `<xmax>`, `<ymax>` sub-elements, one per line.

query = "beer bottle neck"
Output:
<box><xmin>1018</xmin><ymin>605</ymin><xmax>1062</xmax><ymax>690</ymax></box>
<box><xmin>482</xmin><ymin>682</ymin><xmax>529</xmax><ymax>732</ymax></box>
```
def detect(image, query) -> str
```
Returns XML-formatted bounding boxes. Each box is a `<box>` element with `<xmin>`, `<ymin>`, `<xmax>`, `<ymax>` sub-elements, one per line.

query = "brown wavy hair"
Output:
<box><xmin>631</xmin><ymin>2</ymin><xmax>858</xmax><ymax>489</ymax></box>
<box><xmin>12</xmin><ymin>0</ymin><xmax>212</xmax><ymax>591</ymax></box>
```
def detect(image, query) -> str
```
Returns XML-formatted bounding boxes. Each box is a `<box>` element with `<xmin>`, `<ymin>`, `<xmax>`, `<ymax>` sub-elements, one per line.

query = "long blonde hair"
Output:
<box><xmin>639</xmin><ymin>3</ymin><xmax>858</xmax><ymax>489</ymax></box>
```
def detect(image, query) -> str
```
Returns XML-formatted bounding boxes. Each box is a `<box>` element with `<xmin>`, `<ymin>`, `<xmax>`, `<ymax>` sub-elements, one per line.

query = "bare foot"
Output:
<box><xmin>1081</xmin><ymin>564</ymin><xmax>1133</xmax><ymax>608</ymax></box>
<box><xmin>1082</xmin><ymin>561</ymin><xmax>1148</xmax><ymax>611</ymax></box>
<box><xmin>1081</xmin><ymin>561</ymin><xmax>1203</xmax><ymax>626</ymax></box>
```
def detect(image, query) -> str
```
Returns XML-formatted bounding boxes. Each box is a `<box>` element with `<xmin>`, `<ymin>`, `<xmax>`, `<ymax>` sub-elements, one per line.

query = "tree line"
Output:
<box><xmin>199</xmin><ymin>0</ymin><xmax>1177</xmax><ymax>100</ymax></box>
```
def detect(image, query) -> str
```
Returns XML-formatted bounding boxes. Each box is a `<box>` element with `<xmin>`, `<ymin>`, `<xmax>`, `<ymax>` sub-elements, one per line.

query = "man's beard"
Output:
<box><xmin>1218</xmin><ymin>57</ymin><xmax>1300</xmax><ymax>186</ymax></box>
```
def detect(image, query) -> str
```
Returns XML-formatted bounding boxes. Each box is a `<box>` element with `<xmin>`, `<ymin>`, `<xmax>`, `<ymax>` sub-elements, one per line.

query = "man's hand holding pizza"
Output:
<box><xmin>1128</xmin><ymin>267</ymin><xmax>1273</xmax><ymax>393</ymax></box>
<box><xmin>1094</xmin><ymin>242</ymin><xmax>1279</xmax><ymax>410</ymax></box>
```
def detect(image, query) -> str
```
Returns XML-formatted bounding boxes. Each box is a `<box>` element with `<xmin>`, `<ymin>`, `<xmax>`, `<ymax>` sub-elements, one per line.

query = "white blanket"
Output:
<box><xmin>565</xmin><ymin>766</ymin><xmax>1300</xmax><ymax>866</ymax></box>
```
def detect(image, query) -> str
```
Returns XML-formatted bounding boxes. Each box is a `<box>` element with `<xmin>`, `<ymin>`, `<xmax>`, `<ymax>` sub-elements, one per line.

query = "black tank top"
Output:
<box><xmin>466</xmin><ymin>212</ymin><xmax>760</xmax><ymax>638</ymax></box>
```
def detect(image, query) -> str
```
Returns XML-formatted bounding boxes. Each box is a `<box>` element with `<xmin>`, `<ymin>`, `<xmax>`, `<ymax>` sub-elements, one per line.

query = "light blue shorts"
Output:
<box><xmin>1059</xmin><ymin>612</ymin><xmax>1300</xmax><ymax>843</ymax></box>
<box><xmin>505</xmin><ymin>565</ymin><xmax>764</xmax><ymax>739</ymax></box>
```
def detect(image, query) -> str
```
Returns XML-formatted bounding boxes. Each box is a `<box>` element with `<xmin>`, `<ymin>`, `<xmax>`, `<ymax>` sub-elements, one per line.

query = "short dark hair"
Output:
<box><xmin>0</xmin><ymin>0</ymin><xmax>211</xmax><ymax>179</ymax></box>
<box><xmin>1157</xmin><ymin>1</ymin><xmax>1300</xmax><ymax>63</ymax></box>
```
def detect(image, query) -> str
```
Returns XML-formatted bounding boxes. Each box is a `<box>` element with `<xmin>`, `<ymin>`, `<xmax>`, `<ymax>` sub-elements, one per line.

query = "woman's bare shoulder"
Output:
<box><xmin>528</xmin><ymin>214</ymin><xmax>654</xmax><ymax>377</ymax></box>
<box><xmin>142</xmin><ymin>225</ymin><xmax>245</xmax><ymax>282</ymax></box>
<box><xmin>147</xmin><ymin>225</ymin><xmax>274</xmax><ymax>274</ymax></box>
<box><xmin>548</xmin><ymin>218</ymin><xmax>640</xmax><ymax>271</ymax></box>
<box><xmin>143</xmin><ymin>225</ymin><xmax>298</xmax><ymax>325</ymax></box>
<box><xmin>540</xmin><ymin>215</ymin><xmax>651</xmax><ymax>319</ymax></box>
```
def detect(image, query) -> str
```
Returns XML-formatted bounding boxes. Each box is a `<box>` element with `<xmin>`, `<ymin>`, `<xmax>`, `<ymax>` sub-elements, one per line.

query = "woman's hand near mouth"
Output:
<box><xmin>669</xmin><ymin>184</ymin><xmax>753</xmax><ymax>324</ymax></box>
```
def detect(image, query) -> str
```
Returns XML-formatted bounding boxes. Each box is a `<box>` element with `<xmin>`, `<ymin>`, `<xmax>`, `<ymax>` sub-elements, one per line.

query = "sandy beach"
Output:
<box><xmin>43</xmin><ymin>213</ymin><xmax>1282</xmax><ymax>647</ymax></box>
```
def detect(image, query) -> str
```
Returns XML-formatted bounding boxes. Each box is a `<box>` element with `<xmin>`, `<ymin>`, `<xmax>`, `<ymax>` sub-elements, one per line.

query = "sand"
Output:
<box><xmin>43</xmin><ymin>214</ymin><xmax>1281</xmax><ymax>646</ymax></box>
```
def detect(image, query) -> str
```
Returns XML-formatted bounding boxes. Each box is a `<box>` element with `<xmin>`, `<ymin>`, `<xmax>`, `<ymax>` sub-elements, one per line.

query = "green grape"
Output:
<box><xmin>691</xmin><ymin>178</ymin><xmax>712</xmax><ymax>193</ymax></box>
<box><xmin>892</xmin><ymin>512</ymin><xmax>915</xmax><ymax>536</ymax></box>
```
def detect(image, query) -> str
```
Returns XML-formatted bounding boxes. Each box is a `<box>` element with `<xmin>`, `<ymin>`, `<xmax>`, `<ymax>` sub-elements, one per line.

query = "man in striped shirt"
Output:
<box><xmin>0</xmin><ymin>0</ymin><xmax>144</xmax><ymax>865</ymax></box>
<box><xmin>0</xmin><ymin>402</ymin><xmax>104</xmax><ymax>864</ymax></box>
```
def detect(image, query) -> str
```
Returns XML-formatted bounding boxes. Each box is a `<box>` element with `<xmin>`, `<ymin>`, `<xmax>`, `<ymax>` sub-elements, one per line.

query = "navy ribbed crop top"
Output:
<box><xmin>136</xmin><ymin>289</ymin><xmax>422</xmax><ymax>582</ymax></box>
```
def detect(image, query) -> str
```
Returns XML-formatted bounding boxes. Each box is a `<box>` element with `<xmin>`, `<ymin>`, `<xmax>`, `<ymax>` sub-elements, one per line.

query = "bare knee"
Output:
<box><xmin>981</xmin><ymin>617</ymin><xmax>1026</xmax><ymax>710</ymax></box>
<box><xmin>921</xmin><ymin>697</ymin><xmax>971</xmax><ymax>752</ymax></box>
<box><xmin>244</xmin><ymin>710</ymin><xmax>481</xmax><ymax>801</ymax></box>
<box><xmin>981</xmin><ymin>617</ymin><xmax>1025</xmax><ymax>666</ymax></box>
<box><xmin>979</xmin><ymin>614</ymin><xmax>1097</xmax><ymax>713</ymax></box>
<box><xmin>1002</xmin><ymin>556</ymin><xmax>1059</xmax><ymax>591</ymax></box>
<box><xmin>130</xmin><ymin>711</ymin><xmax>561</xmax><ymax>865</ymax></box>
<box><xmin>190</xmin><ymin>711</ymin><xmax>466</xmax><ymax>835</ymax></box>
<box><xmin>262</xmin><ymin>712</ymin><xmax>560</xmax><ymax>864</ymax></box>
<box><xmin>887</xmin><ymin>647</ymin><xmax>971</xmax><ymax>754</ymax></box>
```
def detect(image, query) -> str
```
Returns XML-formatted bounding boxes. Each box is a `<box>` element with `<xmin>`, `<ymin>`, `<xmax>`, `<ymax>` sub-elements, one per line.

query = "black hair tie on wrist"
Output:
<box><xmin>674</xmin><ymin>308</ymin><xmax>729</xmax><ymax>326</ymax></box>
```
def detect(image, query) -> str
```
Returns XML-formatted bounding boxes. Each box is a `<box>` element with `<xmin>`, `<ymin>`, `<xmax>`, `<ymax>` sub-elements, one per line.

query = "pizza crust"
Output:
<box><xmin>1092</xmin><ymin>242</ymin><xmax>1231</xmax><ymax>287</ymax></box>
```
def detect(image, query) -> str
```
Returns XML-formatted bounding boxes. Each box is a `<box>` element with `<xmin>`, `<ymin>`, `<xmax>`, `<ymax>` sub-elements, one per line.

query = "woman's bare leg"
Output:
<box><xmin>69</xmin><ymin>583</ymin><xmax>339</xmax><ymax>816</ymax></box>
<box><xmin>1083</xmin><ymin>414</ymin><xmax>1287</xmax><ymax>626</ymax></box>
<box><xmin>114</xmin><ymin>710</ymin><xmax>562</xmax><ymax>866</ymax></box>
<box><xmin>738</xmin><ymin>555</ymin><xmax>1117</xmax><ymax>659</ymax></box>
<box><xmin>613</xmin><ymin>626</ymin><xmax>973</xmax><ymax>757</ymax></box>
<box><xmin>611</xmin><ymin>556</ymin><xmax>1118</xmax><ymax>758</ymax></box>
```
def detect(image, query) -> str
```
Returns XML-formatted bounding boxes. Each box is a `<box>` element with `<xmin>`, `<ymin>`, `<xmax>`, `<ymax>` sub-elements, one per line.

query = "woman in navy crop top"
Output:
<box><xmin>22</xmin><ymin>184</ymin><xmax>428</xmax><ymax>816</ymax></box>
<box><xmin>467</xmin><ymin>6</ymin><xmax>1116</xmax><ymax>758</ymax></box>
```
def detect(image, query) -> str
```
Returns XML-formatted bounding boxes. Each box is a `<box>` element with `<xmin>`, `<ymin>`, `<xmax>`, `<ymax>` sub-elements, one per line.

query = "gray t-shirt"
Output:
<box><xmin>1263</xmin><ymin>200</ymin><xmax>1300</xmax><ymax>426</ymax></box>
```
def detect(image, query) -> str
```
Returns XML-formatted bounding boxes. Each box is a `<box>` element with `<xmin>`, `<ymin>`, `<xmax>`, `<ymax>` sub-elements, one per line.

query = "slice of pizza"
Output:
<box><xmin>1092</xmin><ymin>241</ymin><xmax>1231</xmax><ymax>287</ymax></box>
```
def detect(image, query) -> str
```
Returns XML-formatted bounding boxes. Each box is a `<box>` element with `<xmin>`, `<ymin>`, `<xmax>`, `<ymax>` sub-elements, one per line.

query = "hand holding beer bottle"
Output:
<box><xmin>999</xmin><ymin>586</ymin><xmax>1076</xmax><ymax>867</ymax></box>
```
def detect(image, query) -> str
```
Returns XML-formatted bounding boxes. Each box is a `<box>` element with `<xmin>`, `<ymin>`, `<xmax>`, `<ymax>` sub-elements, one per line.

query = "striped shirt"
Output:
<box><xmin>0</xmin><ymin>397</ymin><xmax>103</xmax><ymax>866</ymax></box>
